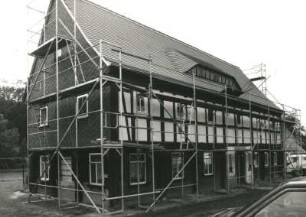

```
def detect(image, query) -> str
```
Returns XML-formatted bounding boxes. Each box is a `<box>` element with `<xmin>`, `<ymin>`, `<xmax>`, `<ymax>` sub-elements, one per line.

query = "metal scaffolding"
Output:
<box><xmin>26</xmin><ymin>0</ymin><xmax>304</xmax><ymax>215</ymax></box>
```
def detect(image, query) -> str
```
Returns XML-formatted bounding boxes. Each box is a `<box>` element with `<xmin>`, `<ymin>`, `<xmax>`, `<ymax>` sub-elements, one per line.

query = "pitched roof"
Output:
<box><xmin>63</xmin><ymin>0</ymin><xmax>278</xmax><ymax>109</ymax></box>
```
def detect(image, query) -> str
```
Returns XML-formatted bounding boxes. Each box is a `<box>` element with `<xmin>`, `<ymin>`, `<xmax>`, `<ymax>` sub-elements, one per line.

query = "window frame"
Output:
<box><xmin>136</xmin><ymin>94</ymin><xmax>146</xmax><ymax>113</ymax></box>
<box><xmin>203</xmin><ymin>152</ymin><xmax>213</xmax><ymax>176</ymax></box>
<box><xmin>77</xmin><ymin>94</ymin><xmax>89</xmax><ymax>119</ymax></box>
<box><xmin>207</xmin><ymin>108</ymin><xmax>214</xmax><ymax>123</ymax></box>
<box><xmin>39</xmin><ymin>106</ymin><xmax>48</xmax><ymax>127</ymax></box>
<box><xmin>40</xmin><ymin>155</ymin><xmax>50</xmax><ymax>181</ymax></box>
<box><xmin>129</xmin><ymin>153</ymin><xmax>147</xmax><ymax>186</ymax></box>
<box><xmin>89</xmin><ymin>153</ymin><xmax>108</xmax><ymax>186</ymax></box>
<box><xmin>172</xmin><ymin>152</ymin><xmax>184</xmax><ymax>180</ymax></box>
<box><xmin>236</xmin><ymin>113</ymin><xmax>242</xmax><ymax>126</ymax></box>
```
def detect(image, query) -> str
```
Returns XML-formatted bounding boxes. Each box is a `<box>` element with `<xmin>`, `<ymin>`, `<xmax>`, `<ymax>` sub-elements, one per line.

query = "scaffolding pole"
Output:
<box><xmin>192</xmin><ymin>71</ymin><xmax>199</xmax><ymax>201</ymax></box>
<box><xmin>149</xmin><ymin>58</ymin><xmax>156</xmax><ymax>202</ymax></box>
<box><xmin>55</xmin><ymin>0</ymin><xmax>61</xmax><ymax>209</ymax></box>
<box><xmin>99</xmin><ymin>39</ymin><xmax>105</xmax><ymax>215</ymax></box>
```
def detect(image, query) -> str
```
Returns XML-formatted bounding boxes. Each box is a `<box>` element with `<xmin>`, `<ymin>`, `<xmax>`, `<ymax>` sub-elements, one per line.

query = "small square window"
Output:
<box><xmin>172</xmin><ymin>152</ymin><xmax>184</xmax><ymax>180</ymax></box>
<box><xmin>39</xmin><ymin>106</ymin><xmax>48</xmax><ymax>127</ymax></box>
<box><xmin>77</xmin><ymin>94</ymin><xmax>88</xmax><ymax>118</ymax></box>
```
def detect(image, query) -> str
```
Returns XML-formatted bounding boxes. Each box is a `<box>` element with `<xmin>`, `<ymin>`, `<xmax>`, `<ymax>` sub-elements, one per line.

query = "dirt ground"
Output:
<box><xmin>0</xmin><ymin>171</ymin><xmax>270</xmax><ymax>217</ymax></box>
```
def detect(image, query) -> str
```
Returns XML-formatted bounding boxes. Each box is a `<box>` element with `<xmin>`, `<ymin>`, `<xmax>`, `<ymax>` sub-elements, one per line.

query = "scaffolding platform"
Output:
<box><xmin>30</xmin><ymin>36</ymin><xmax>72</xmax><ymax>57</ymax></box>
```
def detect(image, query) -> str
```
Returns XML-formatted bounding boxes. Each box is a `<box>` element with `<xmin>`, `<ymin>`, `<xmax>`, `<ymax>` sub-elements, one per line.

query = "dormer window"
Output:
<box><xmin>188</xmin><ymin>66</ymin><xmax>240</xmax><ymax>90</ymax></box>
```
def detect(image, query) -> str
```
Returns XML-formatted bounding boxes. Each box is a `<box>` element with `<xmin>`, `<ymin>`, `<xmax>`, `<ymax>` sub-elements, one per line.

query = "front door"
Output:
<box><xmin>214</xmin><ymin>152</ymin><xmax>226</xmax><ymax>190</ymax></box>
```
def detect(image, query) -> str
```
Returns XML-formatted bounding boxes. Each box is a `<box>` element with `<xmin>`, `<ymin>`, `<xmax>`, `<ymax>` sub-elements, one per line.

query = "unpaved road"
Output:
<box><xmin>0</xmin><ymin>171</ymin><xmax>270</xmax><ymax>217</ymax></box>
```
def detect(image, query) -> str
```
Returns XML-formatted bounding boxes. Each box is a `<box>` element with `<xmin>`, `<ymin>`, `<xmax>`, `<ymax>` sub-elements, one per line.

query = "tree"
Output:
<box><xmin>0</xmin><ymin>86</ymin><xmax>27</xmax><ymax>165</ymax></box>
<box><xmin>0</xmin><ymin>114</ymin><xmax>20</xmax><ymax>168</ymax></box>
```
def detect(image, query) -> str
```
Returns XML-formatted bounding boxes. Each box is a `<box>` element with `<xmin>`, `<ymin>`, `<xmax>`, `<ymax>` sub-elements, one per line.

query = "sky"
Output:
<box><xmin>0</xmin><ymin>0</ymin><xmax>305</xmax><ymax>125</ymax></box>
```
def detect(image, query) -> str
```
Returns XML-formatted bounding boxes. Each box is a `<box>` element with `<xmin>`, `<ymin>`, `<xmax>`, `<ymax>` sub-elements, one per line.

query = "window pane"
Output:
<box><xmin>91</xmin><ymin>155</ymin><xmax>101</xmax><ymax>163</ymax></box>
<box><xmin>91</xmin><ymin>164</ymin><xmax>96</xmax><ymax>183</ymax></box>
<box><xmin>138</xmin><ymin>154</ymin><xmax>145</xmax><ymax>162</ymax></box>
<box><xmin>96</xmin><ymin>163</ymin><xmax>102</xmax><ymax>184</ymax></box>
<box><xmin>130</xmin><ymin>154</ymin><xmax>138</xmax><ymax>162</ymax></box>
<box><xmin>139</xmin><ymin>162</ymin><xmax>146</xmax><ymax>182</ymax></box>
<box><xmin>130</xmin><ymin>163</ymin><xmax>138</xmax><ymax>183</ymax></box>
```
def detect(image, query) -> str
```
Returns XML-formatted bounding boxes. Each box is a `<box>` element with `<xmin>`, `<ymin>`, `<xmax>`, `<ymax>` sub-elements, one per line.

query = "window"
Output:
<box><xmin>129</xmin><ymin>153</ymin><xmax>146</xmax><ymax>185</ymax></box>
<box><xmin>236</xmin><ymin>114</ymin><xmax>242</xmax><ymax>126</ymax></box>
<box><xmin>247</xmin><ymin>152</ymin><xmax>252</xmax><ymax>171</ymax></box>
<box><xmin>172</xmin><ymin>152</ymin><xmax>184</xmax><ymax>180</ymax></box>
<box><xmin>275</xmin><ymin>122</ymin><xmax>281</xmax><ymax>131</ymax></box>
<box><xmin>229</xmin><ymin>154</ymin><xmax>234</xmax><ymax>174</ymax></box>
<box><xmin>89</xmin><ymin>154</ymin><xmax>104</xmax><ymax>185</ymax></box>
<box><xmin>39</xmin><ymin>106</ymin><xmax>48</xmax><ymax>127</ymax></box>
<box><xmin>57</xmin><ymin>48</ymin><xmax>62</xmax><ymax>57</ymax></box>
<box><xmin>254</xmin><ymin>152</ymin><xmax>258</xmax><ymax>168</ymax></box>
<box><xmin>77</xmin><ymin>94</ymin><xmax>88</xmax><ymax>118</ymax></box>
<box><xmin>274</xmin><ymin>152</ymin><xmax>278</xmax><ymax>166</ymax></box>
<box><xmin>292</xmin><ymin>156</ymin><xmax>298</xmax><ymax>163</ymax></box>
<box><xmin>265</xmin><ymin>152</ymin><xmax>269</xmax><ymax>167</ymax></box>
<box><xmin>136</xmin><ymin>94</ymin><xmax>146</xmax><ymax>113</ymax></box>
<box><xmin>255</xmin><ymin>192</ymin><xmax>306</xmax><ymax>217</ymax></box>
<box><xmin>207</xmin><ymin>109</ymin><xmax>214</xmax><ymax>123</ymax></box>
<box><xmin>176</xmin><ymin>103</ymin><xmax>185</xmax><ymax>120</ymax></box>
<box><xmin>203</xmin><ymin>152</ymin><xmax>213</xmax><ymax>175</ymax></box>
<box><xmin>40</xmin><ymin>155</ymin><xmax>50</xmax><ymax>181</ymax></box>
<box><xmin>221</xmin><ymin>75</ymin><xmax>226</xmax><ymax>84</ymax></box>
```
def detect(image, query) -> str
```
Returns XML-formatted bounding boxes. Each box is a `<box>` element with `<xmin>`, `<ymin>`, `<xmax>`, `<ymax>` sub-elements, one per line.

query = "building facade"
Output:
<box><xmin>27</xmin><ymin>0</ymin><xmax>292</xmax><ymax>214</ymax></box>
